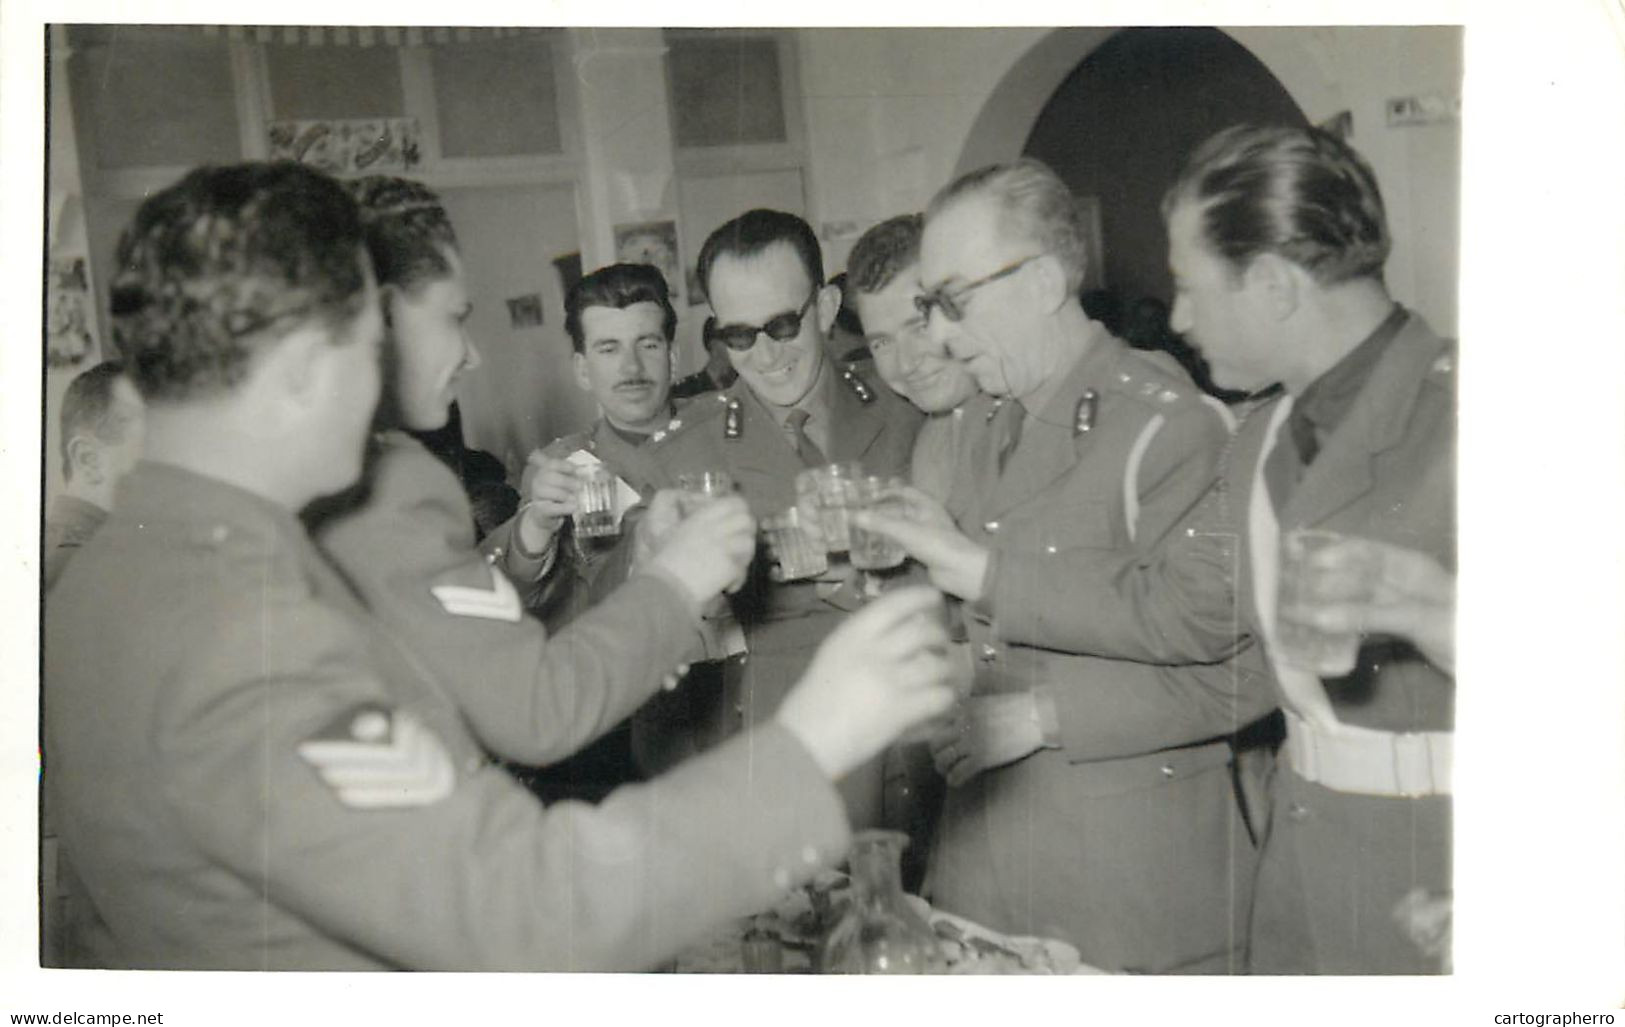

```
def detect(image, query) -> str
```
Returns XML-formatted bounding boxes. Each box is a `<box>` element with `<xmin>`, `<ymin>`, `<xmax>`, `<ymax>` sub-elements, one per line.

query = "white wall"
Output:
<box><xmin>796</xmin><ymin>26</ymin><xmax>1463</xmax><ymax>336</ymax></box>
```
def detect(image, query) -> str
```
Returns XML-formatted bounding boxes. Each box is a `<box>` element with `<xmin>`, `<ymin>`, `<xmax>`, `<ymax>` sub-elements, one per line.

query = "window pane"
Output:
<box><xmin>433</xmin><ymin>38</ymin><xmax>562</xmax><ymax>157</ymax></box>
<box><xmin>667</xmin><ymin>34</ymin><xmax>787</xmax><ymax>148</ymax></box>
<box><xmin>68</xmin><ymin>26</ymin><xmax>240</xmax><ymax>169</ymax></box>
<box><xmin>266</xmin><ymin>43</ymin><xmax>404</xmax><ymax>121</ymax></box>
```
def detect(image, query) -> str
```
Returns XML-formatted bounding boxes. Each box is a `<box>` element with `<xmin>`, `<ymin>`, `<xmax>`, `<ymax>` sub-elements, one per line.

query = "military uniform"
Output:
<box><xmin>1231</xmin><ymin>311</ymin><xmax>1455</xmax><ymax>974</ymax></box>
<box><xmin>43</xmin><ymin>494</ymin><xmax>109</xmax><ymax>592</ymax></box>
<box><xmin>309</xmin><ymin>432</ymin><xmax>703</xmax><ymax>769</ymax></box>
<box><xmin>478</xmin><ymin>408</ymin><xmax>693</xmax><ymax>800</ymax></box>
<box><xmin>44</xmin><ymin>461</ymin><xmax>850</xmax><ymax>970</ymax></box>
<box><xmin>635</xmin><ymin>358</ymin><xmax>924</xmax><ymax>827</ymax></box>
<box><xmin>926</xmin><ymin>324</ymin><xmax>1275</xmax><ymax>974</ymax></box>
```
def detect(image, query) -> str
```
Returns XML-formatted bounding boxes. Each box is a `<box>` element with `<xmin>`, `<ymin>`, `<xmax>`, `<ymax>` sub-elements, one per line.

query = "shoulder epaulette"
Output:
<box><xmin>840</xmin><ymin>362</ymin><xmax>877</xmax><ymax>404</ymax></box>
<box><xmin>648</xmin><ymin>392</ymin><xmax>729</xmax><ymax>445</ymax></box>
<box><xmin>1108</xmin><ymin>348</ymin><xmax>1196</xmax><ymax>410</ymax></box>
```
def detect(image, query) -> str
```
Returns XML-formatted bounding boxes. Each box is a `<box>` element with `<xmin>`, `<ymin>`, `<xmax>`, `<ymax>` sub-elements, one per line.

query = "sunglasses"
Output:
<box><xmin>913</xmin><ymin>254</ymin><xmax>1045</xmax><ymax>324</ymax></box>
<box><xmin>704</xmin><ymin>288</ymin><xmax>819</xmax><ymax>352</ymax></box>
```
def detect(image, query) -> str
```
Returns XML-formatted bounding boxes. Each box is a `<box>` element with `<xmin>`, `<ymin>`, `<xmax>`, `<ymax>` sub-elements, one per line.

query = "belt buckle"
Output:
<box><xmin>1390</xmin><ymin>732</ymin><xmax>1436</xmax><ymax>797</ymax></box>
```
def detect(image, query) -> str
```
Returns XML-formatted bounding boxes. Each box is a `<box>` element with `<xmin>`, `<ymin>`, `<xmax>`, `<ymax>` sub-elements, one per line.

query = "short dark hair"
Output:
<box><xmin>846</xmin><ymin>214</ymin><xmax>923</xmax><ymax>297</ymax></box>
<box><xmin>109</xmin><ymin>162</ymin><xmax>369</xmax><ymax>402</ymax></box>
<box><xmin>927</xmin><ymin>159</ymin><xmax>1088</xmax><ymax>293</ymax></box>
<box><xmin>348</xmin><ymin>176</ymin><xmax>459</xmax><ymax>294</ymax></box>
<box><xmin>59</xmin><ymin>361</ymin><xmax>135</xmax><ymax>481</ymax></box>
<box><xmin>1163</xmin><ymin>124</ymin><xmax>1390</xmax><ymax>285</ymax></box>
<box><xmin>564</xmin><ymin>263</ymin><xmax>678</xmax><ymax>354</ymax></box>
<box><xmin>696</xmin><ymin>209</ymin><xmax>823</xmax><ymax>299</ymax></box>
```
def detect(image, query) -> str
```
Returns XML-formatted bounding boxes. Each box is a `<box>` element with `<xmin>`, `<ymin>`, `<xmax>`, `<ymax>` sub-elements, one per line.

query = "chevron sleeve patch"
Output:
<box><xmin>429</xmin><ymin>565</ymin><xmax>523</xmax><ymax>622</ymax></box>
<box><xmin>297</xmin><ymin>703</ymin><xmax>456</xmax><ymax>810</ymax></box>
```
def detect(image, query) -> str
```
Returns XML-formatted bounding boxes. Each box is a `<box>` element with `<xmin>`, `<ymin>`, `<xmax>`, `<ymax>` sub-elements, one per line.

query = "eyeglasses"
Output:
<box><xmin>704</xmin><ymin>288</ymin><xmax>818</xmax><ymax>352</ymax></box>
<box><xmin>913</xmin><ymin>254</ymin><xmax>1046</xmax><ymax>324</ymax></box>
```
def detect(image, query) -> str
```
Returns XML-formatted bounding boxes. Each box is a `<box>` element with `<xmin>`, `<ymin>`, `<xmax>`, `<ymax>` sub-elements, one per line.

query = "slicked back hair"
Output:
<box><xmin>696</xmin><ymin>208</ymin><xmax>824</xmax><ymax>298</ymax></box>
<box><xmin>564</xmin><ymin>263</ymin><xmax>678</xmax><ymax>353</ymax></box>
<box><xmin>927</xmin><ymin>158</ymin><xmax>1088</xmax><ymax>294</ymax></box>
<box><xmin>1162</xmin><ymin>124</ymin><xmax>1390</xmax><ymax>286</ymax></box>
<box><xmin>109</xmin><ymin>162</ymin><xmax>369</xmax><ymax>401</ymax></box>
<box><xmin>348</xmin><ymin>176</ymin><xmax>460</xmax><ymax>294</ymax></box>
<box><xmin>59</xmin><ymin>361</ymin><xmax>135</xmax><ymax>481</ymax></box>
<box><xmin>846</xmin><ymin>214</ymin><xmax>923</xmax><ymax>297</ymax></box>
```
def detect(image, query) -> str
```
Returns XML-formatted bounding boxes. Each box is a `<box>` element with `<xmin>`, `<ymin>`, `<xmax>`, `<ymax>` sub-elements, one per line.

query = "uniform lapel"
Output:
<box><xmin>588</xmin><ymin>418</ymin><xmax>658</xmax><ymax>496</ymax></box>
<box><xmin>1283</xmin><ymin>316</ymin><xmax>1447</xmax><ymax>530</ymax></box>
<box><xmin>983</xmin><ymin>332</ymin><xmax>1117</xmax><ymax>519</ymax></box>
<box><xmin>829</xmin><ymin>368</ymin><xmax>886</xmax><ymax>465</ymax></box>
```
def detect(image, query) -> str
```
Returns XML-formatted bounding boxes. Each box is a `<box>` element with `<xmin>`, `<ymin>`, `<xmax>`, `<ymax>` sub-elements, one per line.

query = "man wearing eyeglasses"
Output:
<box><xmin>635</xmin><ymin>209</ymin><xmax>924</xmax><ymax>829</ymax></box>
<box><xmin>854</xmin><ymin>159</ymin><xmax>1275</xmax><ymax>973</ymax></box>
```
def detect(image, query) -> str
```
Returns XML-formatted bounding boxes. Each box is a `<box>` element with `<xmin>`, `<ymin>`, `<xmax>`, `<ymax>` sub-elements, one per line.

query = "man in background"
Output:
<box><xmin>845</xmin><ymin>213</ymin><xmax>980</xmax><ymax>502</ymax></box>
<box><xmin>45</xmin><ymin>360</ymin><xmax>144</xmax><ymax>590</ymax></box>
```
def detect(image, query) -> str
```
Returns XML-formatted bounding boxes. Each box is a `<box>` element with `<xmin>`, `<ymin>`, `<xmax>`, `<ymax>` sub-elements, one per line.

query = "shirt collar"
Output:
<box><xmin>1291</xmin><ymin>303</ymin><xmax>1409</xmax><ymax>460</ymax></box>
<box><xmin>603</xmin><ymin>404</ymin><xmax>673</xmax><ymax>448</ymax></box>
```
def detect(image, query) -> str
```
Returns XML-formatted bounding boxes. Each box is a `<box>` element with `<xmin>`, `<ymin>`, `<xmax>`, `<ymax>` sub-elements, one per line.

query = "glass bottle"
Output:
<box><xmin>818</xmin><ymin>830</ymin><xmax>944</xmax><ymax>974</ymax></box>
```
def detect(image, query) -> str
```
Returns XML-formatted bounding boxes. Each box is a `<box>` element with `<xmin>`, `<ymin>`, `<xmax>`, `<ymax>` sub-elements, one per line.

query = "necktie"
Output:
<box><xmin>785</xmin><ymin>408</ymin><xmax>827</xmax><ymax>467</ymax></box>
<box><xmin>996</xmin><ymin>401</ymin><xmax>1026</xmax><ymax>474</ymax></box>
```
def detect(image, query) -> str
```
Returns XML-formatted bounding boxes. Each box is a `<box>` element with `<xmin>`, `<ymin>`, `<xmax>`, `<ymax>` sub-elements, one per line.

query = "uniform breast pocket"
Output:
<box><xmin>1023</xmin><ymin>496</ymin><xmax>1121</xmax><ymax>556</ymax></box>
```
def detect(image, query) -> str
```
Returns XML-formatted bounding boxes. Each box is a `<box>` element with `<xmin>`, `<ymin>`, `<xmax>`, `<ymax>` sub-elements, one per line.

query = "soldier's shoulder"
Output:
<box><xmin>835</xmin><ymin>357</ymin><xmax>902</xmax><ymax>411</ymax></box>
<box><xmin>647</xmin><ymin>390</ymin><xmax>731</xmax><ymax>448</ymax></box>
<box><xmin>1105</xmin><ymin>346</ymin><xmax>1203</xmax><ymax>408</ymax></box>
<box><xmin>1423</xmin><ymin>338</ymin><xmax>1457</xmax><ymax>390</ymax></box>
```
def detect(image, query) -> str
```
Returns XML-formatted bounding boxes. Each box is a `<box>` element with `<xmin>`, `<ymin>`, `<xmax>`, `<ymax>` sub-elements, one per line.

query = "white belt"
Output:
<box><xmin>1282</xmin><ymin>708</ymin><xmax>1452</xmax><ymax>798</ymax></box>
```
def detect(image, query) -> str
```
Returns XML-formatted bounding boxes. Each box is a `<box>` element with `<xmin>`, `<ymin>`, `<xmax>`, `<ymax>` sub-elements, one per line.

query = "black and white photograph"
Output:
<box><xmin>5</xmin><ymin>2</ymin><xmax>1624</xmax><ymax>1023</ymax></box>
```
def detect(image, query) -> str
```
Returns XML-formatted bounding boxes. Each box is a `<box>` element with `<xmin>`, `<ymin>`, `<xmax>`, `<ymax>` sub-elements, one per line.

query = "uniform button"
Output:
<box><xmin>983</xmin><ymin>520</ymin><xmax>1000</xmax><ymax>534</ymax></box>
<box><xmin>1160</xmin><ymin>764</ymin><xmax>1176</xmax><ymax>779</ymax></box>
<box><xmin>733</xmin><ymin>702</ymin><xmax>745</xmax><ymax>715</ymax></box>
<box><xmin>1287</xmin><ymin>802</ymin><xmax>1310</xmax><ymax>822</ymax></box>
<box><xmin>801</xmin><ymin>845</ymin><xmax>820</xmax><ymax>865</ymax></box>
<box><xmin>772</xmin><ymin>867</ymin><xmax>792</xmax><ymax>890</ymax></box>
<box><xmin>979</xmin><ymin>644</ymin><xmax>998</xmax><ymax>661</ymax></box>
<box><xmin>1045</xmin><ymin>545</ymin><xmax>1058</xmax><ymax>554</ymax></box>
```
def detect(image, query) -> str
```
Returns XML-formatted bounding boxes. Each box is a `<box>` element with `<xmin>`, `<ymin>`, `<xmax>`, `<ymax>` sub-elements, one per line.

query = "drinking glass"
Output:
<box><xmin>761</xmin><ymin>508</ymin><xmax>830</xmax><ymax>582</ymax></box>
<box><xmin>1275</xmin><ymin>528</ymin><xmax>1378</xmax><ymax>676</ymax></box>
<box><xmin>573</xmin><ymin>464</ymin><xmax>620</xmax><ymax>538</ymax></box>
<box><xmin>794</xmin><ymin>462</ymin><xmax>864</xmax><ymax>552</ymax></box>
<box><xmin>674</xmin><ymin>469</ymin><xmax>736</xmax><ymax>513</ymax></box>
<box><xmin>848</xmin><ymin>476</ymin><xmax>908</xmax><ymax>572</ymax></box>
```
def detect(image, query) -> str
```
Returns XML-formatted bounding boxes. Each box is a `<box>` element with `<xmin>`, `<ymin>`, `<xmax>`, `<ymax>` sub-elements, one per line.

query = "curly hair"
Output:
<box><xmin>927</xmin><ymin>159</ymin><xmax>1088</xmax><ymax>294</ymax></box>
<box><xmin>1162</xmin><ymin>124</ymin><xmax>1390</xmax><ymax>286</ymax></box>
<box><xmin>109</xmin><ymin>162</ymin><xmax>369</xmax><ymax>402</ymax></box>
<box><xmin>347</xmin><ymin>176</ymin><xmax>459</xmax><ymax>293</ymax></box>
<box><xmin>564</xmin><ymin>262</ymin><xmax>677</xmax><ymax>354</ymax></box>
<box><xmin>845</xmin><ymin>214</ymin><xmax>923</xmax><ymax>297</ymax></box>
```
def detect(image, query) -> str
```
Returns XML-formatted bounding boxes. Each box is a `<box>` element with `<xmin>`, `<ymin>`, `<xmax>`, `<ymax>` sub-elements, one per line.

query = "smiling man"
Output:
<box><xmin>636</xmin><ymin>208</ymin><xmax>924</xmax><ymax>828</ymax></box>
<box><xmin>845</xmin><ymin>213</ymin><xmax>980</xmax><ymax>503</ymax></box>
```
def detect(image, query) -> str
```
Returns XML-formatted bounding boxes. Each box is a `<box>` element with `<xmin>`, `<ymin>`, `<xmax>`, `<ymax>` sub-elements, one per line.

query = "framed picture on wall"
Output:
<box><xmin>613</xmin><ymin>220</ymin><xmax>684</xmax><ymax>303</ymax></box>
<box><xmin>1074</xmin><ymin>194</ymin><xmax>1106</xmax><ymax>292</ymax></box>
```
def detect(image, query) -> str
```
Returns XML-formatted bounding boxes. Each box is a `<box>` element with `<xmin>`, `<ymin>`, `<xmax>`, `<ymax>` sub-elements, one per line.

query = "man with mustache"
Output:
<box><xmin>486</xmin><ymin>262</ymin><xmax>687</xmax><ymax>629</ymax></box>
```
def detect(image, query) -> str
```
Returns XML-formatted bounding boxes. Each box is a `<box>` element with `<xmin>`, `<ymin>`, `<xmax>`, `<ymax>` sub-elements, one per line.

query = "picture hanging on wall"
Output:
<box><xmin>613</xmin><ymin>220</ymin><xmax>683</xmax><ymax>303</ymax></box>
<box><xmin>506</xmin><ymin>293</ymin><xmax>545</xmax><ymax>329</ymax></box>
<box><xmin>46</xmin><ymin>257</ymin><xmax>95</xmax><ymax>368</ymax></box>
<box><xmin>268</xmin><ymin>118</ymin><xmax>423</xmax><ymax>176</ymax></box>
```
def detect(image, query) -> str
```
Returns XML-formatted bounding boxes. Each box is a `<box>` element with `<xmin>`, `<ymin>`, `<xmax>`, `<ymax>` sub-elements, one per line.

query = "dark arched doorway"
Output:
<box><xmin>1024</xmin><ymin>27</ymin><xmax>1307</xmax><ymax>315</ymax></box>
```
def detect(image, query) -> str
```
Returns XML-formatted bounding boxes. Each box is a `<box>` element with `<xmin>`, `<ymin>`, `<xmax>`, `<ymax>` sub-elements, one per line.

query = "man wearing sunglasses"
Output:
<box><xmin>853</xmin><ymin>159</ymin><xmax>1275</xmax><ymax>974</ymax></box>
<box><xmin>635</xmin><ymin>209</ymin><xmax>924</xmax><ymax>830</ymax></box>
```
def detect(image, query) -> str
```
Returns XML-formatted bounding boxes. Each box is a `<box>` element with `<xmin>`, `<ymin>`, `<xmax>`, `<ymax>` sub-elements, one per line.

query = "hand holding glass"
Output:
<box><xmin>573</xmin><ymin>464</ymin><xmax>620</xmax><ymax>538</ymax></box>
<box><xmin>1276</xmin><ymin>528</ymin><xmax>1379</xmax><ymax>675</ymax></box>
